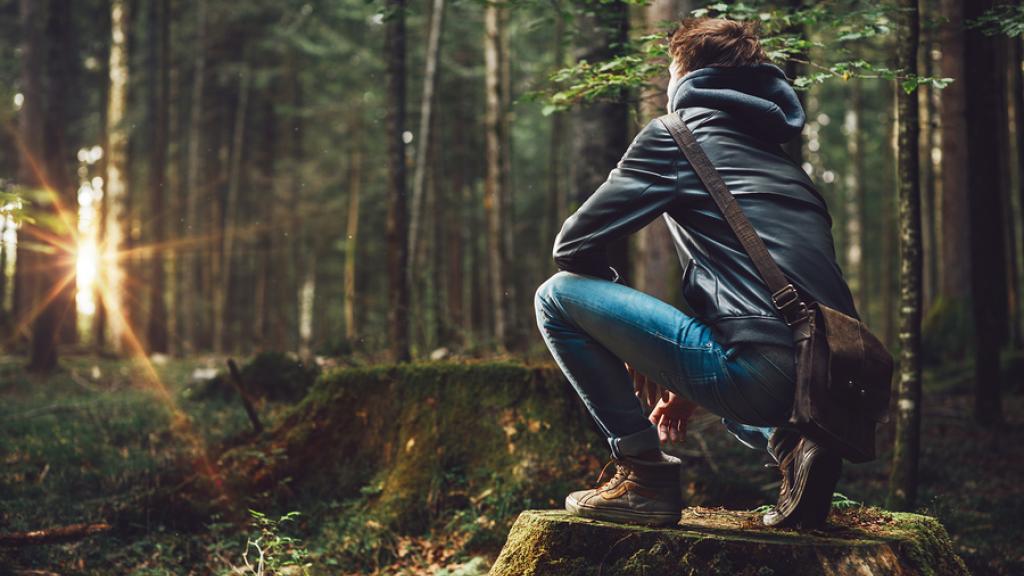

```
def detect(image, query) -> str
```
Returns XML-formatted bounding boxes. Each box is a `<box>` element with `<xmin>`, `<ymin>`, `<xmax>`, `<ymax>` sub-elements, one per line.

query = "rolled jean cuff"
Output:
<box><xmin>610</xmin><ymin>424</ymin><xmax>660</xmax><ymax>459</ymax></box>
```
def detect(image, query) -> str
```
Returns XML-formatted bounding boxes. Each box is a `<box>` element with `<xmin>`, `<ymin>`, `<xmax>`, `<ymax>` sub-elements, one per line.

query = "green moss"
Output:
<box><xmin>490</xmin><ymin>510</ymin><xmax>971</xmax><ymax>576</ymax></box>
<box><xmin>219</xmin><ymin>360</ymin><xmax>604</xmax><ymax>536</ymax></box>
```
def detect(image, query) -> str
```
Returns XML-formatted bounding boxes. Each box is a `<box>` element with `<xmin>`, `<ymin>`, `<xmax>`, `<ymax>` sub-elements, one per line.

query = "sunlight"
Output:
<box><xmin>76</xmin><ymin>242</ymin><xmax>97</xmax><ymax>315</ymax></box>
<box><xmin>75</xmin><ymin>148</ymin><xmax>104</xmax><ymax>318</ymax></box>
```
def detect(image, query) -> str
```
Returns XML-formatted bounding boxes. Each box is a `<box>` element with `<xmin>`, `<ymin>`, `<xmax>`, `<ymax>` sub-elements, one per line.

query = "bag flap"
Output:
<box><xmin>818</xmin><ymin>305</ymin><xmax>894</xmax><ymax>422</ymax></box>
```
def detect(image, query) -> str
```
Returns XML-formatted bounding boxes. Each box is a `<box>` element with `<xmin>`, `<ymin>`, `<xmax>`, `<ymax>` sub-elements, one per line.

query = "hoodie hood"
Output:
<box><xmin>668</xmin><ymin>63</ymin><xmax>805</xmax><ymax>143</ymax></box>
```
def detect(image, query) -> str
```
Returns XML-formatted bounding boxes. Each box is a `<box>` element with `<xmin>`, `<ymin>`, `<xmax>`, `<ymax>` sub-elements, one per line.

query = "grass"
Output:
<box><xmin>0</xmin><ymin>353</ymin><xmax>1021</xmax><ymax>575</ymax></box>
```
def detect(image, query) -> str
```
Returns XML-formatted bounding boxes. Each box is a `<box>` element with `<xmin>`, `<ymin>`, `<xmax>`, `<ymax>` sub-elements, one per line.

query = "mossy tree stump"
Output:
<box><xmin>490</xmin><ymin>508</ymin><xmax>970</xmax><ymax>576</ymax></box>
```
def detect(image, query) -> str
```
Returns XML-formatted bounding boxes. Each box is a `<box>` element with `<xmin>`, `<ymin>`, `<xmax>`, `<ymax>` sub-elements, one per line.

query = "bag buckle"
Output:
<box><xmin>772</xmin><ymin>284</ymin><xmax>808</xmax><ymax>326</ymax></box>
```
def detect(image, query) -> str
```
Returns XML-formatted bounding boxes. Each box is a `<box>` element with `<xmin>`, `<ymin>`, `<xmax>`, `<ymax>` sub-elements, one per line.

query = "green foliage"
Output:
<box><xmin>229</xmin><ymin>510</ymin><xmax>312</xmax><ymax>576</ymax></box>
<box><xmin>538</xmin><ymin>0</ymin><xmax>952</xmax><ymax>109</ymax></box>
<box><xmin>536</xmin><ymin>32</ymin><xmax>669</xmax><ymax>115</ymax></box>
<box><xmin>831</xmin><ymin>491</ymin><xmax>863</xmax><ymax>511</ymax></box>
<box><xmin>313</xmin><ymin>499</ymin><xmax>399</xmax><ymax>572</ymax></box>
<box><xmin>969</xmin><ymin>4</ymin><xmax>1024</xmax><ymax>38</ymax></box>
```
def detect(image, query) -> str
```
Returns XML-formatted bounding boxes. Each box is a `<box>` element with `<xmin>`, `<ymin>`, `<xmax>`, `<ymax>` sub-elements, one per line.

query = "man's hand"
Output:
<box><xmin>649</xmin><ymin>391</ymin><xmax>699</xmax><ymax>445</ymax></box>
<box><xmin>626</xmin><ymin>361</ymin><xmax>668</xmax><ymax>409</ymax></box>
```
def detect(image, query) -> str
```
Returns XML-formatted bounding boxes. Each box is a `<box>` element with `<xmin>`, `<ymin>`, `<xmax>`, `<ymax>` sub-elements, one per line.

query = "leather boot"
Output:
<box><xmin>565</xmin><ymin>452</ymin><xmax>682</xmax><ymax>527</ymax></box>
<box><xmin>762</xmin><ymin>428</ymin><xmax>842</xmax><ymax>529</ymax></box>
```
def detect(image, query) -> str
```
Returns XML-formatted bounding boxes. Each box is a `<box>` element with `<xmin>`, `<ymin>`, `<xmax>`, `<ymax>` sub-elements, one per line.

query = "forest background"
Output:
<box><xmin>1</xmin><ymin>0</ymin><xmax>1023</xmax><ymax>574</ymax></box>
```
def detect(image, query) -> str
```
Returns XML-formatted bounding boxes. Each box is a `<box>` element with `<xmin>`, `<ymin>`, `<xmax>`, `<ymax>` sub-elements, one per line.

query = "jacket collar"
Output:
<box><xmin>668</xmin><ymin>63</ymin><xmax>805</xmax><ymax>143</ymax></box>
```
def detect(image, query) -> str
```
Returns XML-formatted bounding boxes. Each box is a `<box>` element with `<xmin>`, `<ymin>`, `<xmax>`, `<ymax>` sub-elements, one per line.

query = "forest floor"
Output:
<box><xmin>0</xmin><ymin>352</ymin><xmax>1021</xmax><ymax>575</ymax></box>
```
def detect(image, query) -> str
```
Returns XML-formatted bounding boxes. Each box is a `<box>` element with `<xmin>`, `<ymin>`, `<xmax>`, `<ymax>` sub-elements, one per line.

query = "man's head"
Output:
<box><xmin>666</xmin><ymin>18</ymin><xmax>769</xmax><ymax>80</ymax></box>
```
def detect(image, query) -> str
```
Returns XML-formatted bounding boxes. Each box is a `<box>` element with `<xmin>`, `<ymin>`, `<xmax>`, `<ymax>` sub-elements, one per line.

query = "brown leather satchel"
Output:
<box><xmin>658</xmin><ymin>112</ymin><xmax>894</xmax><ymax>463</ymax></box>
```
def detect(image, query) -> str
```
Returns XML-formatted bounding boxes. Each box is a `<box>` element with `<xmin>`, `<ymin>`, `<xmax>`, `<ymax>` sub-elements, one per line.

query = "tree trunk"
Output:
<box><xmin>844</xmin><ymin>79</ymin><xmax>866</xmax><ymax>313</ymax></box>
<box><xmin>882</xmin><ymin>87</ymin><xmax>897</xmax><ymax>348</ymax></box>
<box><xmin>886</xmin><ymin>0</ymin><xmax>922</xmax><ymax>512</ymax></box>
<box><xmin>484</xmin><ymin>1</ymin><xmax>508</xmax><ymax>353</ymax></box>
<box><xmin>385</xmin><ymin>0</ymin><xmax>410</xmax><ymax>363</ymax></box>
<box><xmin>409</xmin><ymin>0</ymin><xmax>445</xmax><ymax>281</ymax></box>
<box><xmin>636</xmin><ymin>0</ymin><xmax>688</xmax><ymax>303</ymax></box>
<box><xmin>964</xmin><ymin>0</ymin><xmax>1008</xmax><ymax>427</ymax></box>
<box><xmin>1014</xmin><ymin>37</ymin><xmax>1024</xmax><ymax>348</ymax></box>
<box><xmin>544</xmin><ymin>5</ymin><xmax>568</xmax><ymax>281</ymax></box>
<box><xmin>214</xmin><ymin>64</ymin><xmax>249</xmax><ymax>354</ymax></box>
<box><xmin>165</xmin><ymin>0</ymin><xmax>181</xmax><ymax>356</ymax></box>
<box><xmin>344</xmin><ymin>128</ymin><xmax>362</xmax><ymax>344</ymax></box>
<box><xmin>571</xmin><ymin>1</ymin><xmax>630</xmax><ymax>284</ymax></box>
<box><xmin>182</xmin><ymin>0</ymin><xmax>205</xmax><ymax>353</ymax></box>
<box><xmin>100</xmin><ymin>0</ymin><xmax>130</xmax><ymax>355</ymax></box>
<box><xmin>938</xmin><ymin>0</ymin><xmax>971</xmax><ymax>303</ymax></box>
<box><xmin>146</xmin><ymin>0</ymin><xmax>170</xmax><ymax>353</ymax></box>
<box><xmin>20</xmin><ymin>0</ymin><xmax>76</xmax><ymax>371</ymax></box>
<box><xmin>254</xmin><ymin>93</ymin><xmax>275</xmax><ymax>350</ymax></box>
<box><xmin>919</xmin><ymin>18</ymin><xmax>939</xmax><ymax>314</ymax></box>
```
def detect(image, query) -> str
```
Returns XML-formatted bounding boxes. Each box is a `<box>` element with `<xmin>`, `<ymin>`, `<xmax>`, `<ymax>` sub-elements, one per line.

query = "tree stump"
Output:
<box><xmin>489</xmin><ymin>508</ymin><xmax>970</xmax><ymax>576</ymax></box>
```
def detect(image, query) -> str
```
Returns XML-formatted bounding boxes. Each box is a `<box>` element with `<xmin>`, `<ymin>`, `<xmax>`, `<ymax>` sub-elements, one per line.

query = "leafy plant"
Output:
<box><xmin>235</xmin><ymin>510</ymin><xmax>312</xmax><ymax>576</ymax></box>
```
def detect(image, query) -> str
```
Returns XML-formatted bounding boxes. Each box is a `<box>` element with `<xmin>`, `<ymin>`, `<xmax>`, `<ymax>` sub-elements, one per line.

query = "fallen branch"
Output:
<box><xmin>0</xmin><ymin>523</ymin><xmax>111</xmax><ymax>546</ymax></box>
<box><xmin>227</xmin><ymin>359</ymin><xmax>263</xmax><ymax>434</ymax></box>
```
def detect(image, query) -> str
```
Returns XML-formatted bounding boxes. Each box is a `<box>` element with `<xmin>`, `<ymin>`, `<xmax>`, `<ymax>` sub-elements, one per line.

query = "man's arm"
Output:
<box><xmin>552</xmin><ymin>117</ymin><xmax>682</xmax><ymax>283</ymax></box>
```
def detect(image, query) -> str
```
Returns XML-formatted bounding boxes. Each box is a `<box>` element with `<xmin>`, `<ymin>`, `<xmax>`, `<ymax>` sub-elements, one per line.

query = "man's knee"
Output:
<box><xmin>534</xmin><ymin>270</ymin><xmax>575</xmax><ymax>311</ymax></box>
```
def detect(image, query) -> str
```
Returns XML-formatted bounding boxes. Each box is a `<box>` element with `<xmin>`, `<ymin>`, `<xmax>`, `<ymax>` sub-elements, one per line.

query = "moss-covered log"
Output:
<box><xmin>489</xmin><ymin>509</ymin><xmax>970</xmax><ymax>576</ymax></box>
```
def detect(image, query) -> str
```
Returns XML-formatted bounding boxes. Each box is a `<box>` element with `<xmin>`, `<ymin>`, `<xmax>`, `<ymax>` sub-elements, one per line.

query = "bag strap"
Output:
<box><xmin>657</xmin><ymin>111</ymin><xmax>809</xmax><ymax>326</ymax></box>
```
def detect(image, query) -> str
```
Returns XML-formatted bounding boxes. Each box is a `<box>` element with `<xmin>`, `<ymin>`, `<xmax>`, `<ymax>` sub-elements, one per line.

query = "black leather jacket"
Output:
<box><xmin>551</xmin><ymin>63</ymin><xmax>858</xmax><ymax>349</ymax></box>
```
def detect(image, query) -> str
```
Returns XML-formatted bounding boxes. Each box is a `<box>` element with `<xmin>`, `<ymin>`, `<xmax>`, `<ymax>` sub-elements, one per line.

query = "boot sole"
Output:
<box><xmin>763</xmin><ymin>442</ymin><xmax>842</xmax><ymax>529</ymax></box>
<box><xmin>565</xmin><ymin>494</ymin><xmax>680</xmax><ymax>527</ymax></box>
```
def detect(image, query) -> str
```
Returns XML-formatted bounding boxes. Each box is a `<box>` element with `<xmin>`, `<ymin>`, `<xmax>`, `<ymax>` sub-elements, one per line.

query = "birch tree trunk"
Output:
<box><xmin>844</xmin><ymin>79</ymin><xmax>865</xmax><ymax>313</ymax></box>
<box><xmin>887</xmin><ymin>0</ymin><xmax>922</xmax><ymax>512</ymax></box>
<box><xmin>101</xmin><ymin>0</ymin><xmax>130</xmax><ymax>354</ymax></box>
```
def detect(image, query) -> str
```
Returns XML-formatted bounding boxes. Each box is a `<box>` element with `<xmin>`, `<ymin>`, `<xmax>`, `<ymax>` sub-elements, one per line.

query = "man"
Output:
<box><xmin>533</xmin><ymin>18</ymin><xmax>856</xmax><ymax>528</ymax></box>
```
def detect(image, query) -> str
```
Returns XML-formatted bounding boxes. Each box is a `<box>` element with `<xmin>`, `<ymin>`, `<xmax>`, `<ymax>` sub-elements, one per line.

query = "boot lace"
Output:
<box><xmin>594</xmin><ymin>459</ymin><xmax>628</xmax><ymax>490</ymax></box>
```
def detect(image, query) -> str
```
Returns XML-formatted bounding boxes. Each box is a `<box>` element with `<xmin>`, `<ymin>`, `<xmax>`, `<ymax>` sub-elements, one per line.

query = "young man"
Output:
<box><xmin>533</xmin><ymin>18</ymin><xmax>855</xmax><ymax>528</ymax></box>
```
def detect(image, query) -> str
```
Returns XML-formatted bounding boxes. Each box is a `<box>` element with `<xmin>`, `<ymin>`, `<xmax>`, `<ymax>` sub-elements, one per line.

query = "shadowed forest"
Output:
<box><xmin>1</xmin><ymin>0</ymin><xmax>1023</xmax><ymax>574</ymax></box>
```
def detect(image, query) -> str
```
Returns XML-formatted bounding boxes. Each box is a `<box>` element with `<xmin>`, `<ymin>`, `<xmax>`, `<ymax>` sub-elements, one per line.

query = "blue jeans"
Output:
<box><xmin>534</xmin><ymin>270</ymin><xmax>797</xmax><ymax>461</ymax></box>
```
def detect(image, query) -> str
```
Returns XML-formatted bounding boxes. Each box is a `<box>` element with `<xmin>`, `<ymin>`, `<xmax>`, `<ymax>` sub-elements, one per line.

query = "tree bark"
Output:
<box><xmin>385</xmin><ymin>0</ymin><xmax>410</xmax><ymax>362</ymax></box>
<box><xmin>964</xmin><ymin>0</ymin><xmax>1008</xmax><ymax>426</ymax></box>
<box><xmin>214</xmin><ymin>64</ymin><xmax>249</xmax><ymax>354</ymax></box>
<box><xmin>571</xmin><ymin>1</ymin><xmax>630</xmax><ymax>285</ymax></box>
<box><xmin>636</xmin><ymin>0</ymin><xmax>688</xmax><ymax>303</ymax></box>
<box><xmin>146</xmin><ymin>0</ymin><xmax>170</xmax><ymax>353</ymax></box>
<box><xmin>844</xmin><ymin>79</ymin><xmax>866</xmax><ymax>313</ymax></box>
<box><xmin>100</xmin><ymin>0</ymin><xmax>130</xmax><ymax>355</ymax></box>
<box><xmin>484</xmin><ymin>1</ymin><xmax>508</xmax><ymax>352</ymax></box>
<box><xmin>544</xmin><ymin>5</ymin><xmax>568</xmax><ymax>282</ymax></box>
<box><xmin>20</xmin><ymin>0</ymin><xmax>76</xmax><ymax>371</ymax></box>
<box><xmin>182</xmin><ymin>0</ymin><xmax>205</xmax><ymax>353</ymax></box>
<box><xmin>938</xmin><ymin>0</ymin><xmax>971</xmax><ymax>302</ymax></box>
<box><xmin>344</xmin><ymin>127</ymin><xmax>362</xmax><ymax>344</ymax></box>
<box><xmin>408</xmin><ymin>0</ymin><xmax>445</xmax><ymax>279</ymax></box>
<box><xmin>886</xmin><ymin>0</ymin><xmax>922</xmax><ymax>513</ymax></box>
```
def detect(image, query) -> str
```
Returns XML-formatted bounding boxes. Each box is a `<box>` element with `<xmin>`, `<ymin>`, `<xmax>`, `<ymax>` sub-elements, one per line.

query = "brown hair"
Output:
<box><xmin>667</xmin><ymin>18</ymin><xmax>768</xmax><ymax>75</ymax></box>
